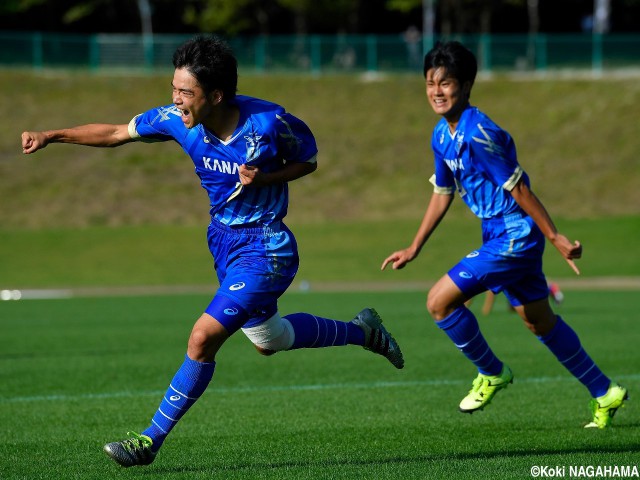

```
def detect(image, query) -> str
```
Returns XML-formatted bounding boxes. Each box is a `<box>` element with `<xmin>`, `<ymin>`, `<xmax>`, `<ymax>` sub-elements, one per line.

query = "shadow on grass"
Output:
<box><xmin>148</xmin><ymin>444</ymin><xmax>640</xmax><ymax>474</ymax></box>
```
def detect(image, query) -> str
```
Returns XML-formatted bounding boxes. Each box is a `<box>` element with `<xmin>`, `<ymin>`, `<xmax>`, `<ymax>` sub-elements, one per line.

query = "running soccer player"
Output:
<box><xmin>21</xmin><ymin>36</ymin><xmax>404</xmax><ymax>467</ymax></box>
<box><xmin>381</xmin><ymin>41</ymin><xmax>626</xmax><ymax>428</ymax></box>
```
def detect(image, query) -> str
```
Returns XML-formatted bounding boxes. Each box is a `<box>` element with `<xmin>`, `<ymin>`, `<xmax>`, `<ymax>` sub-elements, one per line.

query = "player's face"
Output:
<box><xmin>172</xmin><ymin>68</ymin><xmax>218</xmax><ymax>129</ymax></box>
<box><xmin>425</xmin><ymin>67</ymin><xmax>470</xmax><ymax>123</ymax></box>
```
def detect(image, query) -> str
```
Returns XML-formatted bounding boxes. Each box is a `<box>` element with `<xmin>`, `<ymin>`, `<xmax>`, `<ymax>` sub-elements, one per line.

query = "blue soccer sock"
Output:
<box><xmin>142</xmin><ymin>354</ymin><xmax>215</xmax><ymax>451</ymax></box>
<box><xmin>284</xmin><ymin>312</ymin><xmax>365</xmax><ymax>350</ymax></box>
<box><xmin>538</xmin><ymin>316</ymin><xmax>610</xmax><ymax>398</ymax></box>
<box><xmin>437</xmin><ymin>306</ymin><xmax>503</xmax><ymax>376</ymax></box>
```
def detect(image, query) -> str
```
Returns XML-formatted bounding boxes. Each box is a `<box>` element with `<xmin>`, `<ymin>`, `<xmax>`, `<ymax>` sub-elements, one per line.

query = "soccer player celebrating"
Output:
<box><xmin>22</xmin><ymin>36</ymin><xmax>403</xmax><ymax>467</ymax></box>
<box><xmin>381</xmin><ymin>41</ymin><xmax>626</xmax><ymax>428</ymax></box>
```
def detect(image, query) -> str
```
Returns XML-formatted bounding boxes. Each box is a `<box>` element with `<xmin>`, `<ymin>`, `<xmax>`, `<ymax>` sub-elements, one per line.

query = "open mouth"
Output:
<box><xmin>178</xmin><ymin>108</ymin><xmax>191</xmax><ymax>125</ymax></box>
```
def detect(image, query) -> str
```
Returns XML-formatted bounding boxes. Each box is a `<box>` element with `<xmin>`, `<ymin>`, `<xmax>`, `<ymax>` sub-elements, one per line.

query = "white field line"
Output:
<box><xmin>2</xmin><ymin>373</ymin><xmax>639</xmax><ymax>404</ymax></box>
<box><xmin>4</xmin><ymin>276</ymin><xmax>640</xmax><ymax>301</ymax></box>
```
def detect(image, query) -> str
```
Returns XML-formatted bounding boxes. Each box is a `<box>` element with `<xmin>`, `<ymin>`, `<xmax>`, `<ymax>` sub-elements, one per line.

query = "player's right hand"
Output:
<box><xmin>381</xmin><ymin>247</ymin><xmax>416</xmax><ymax>271</ymax></box>
<box><xmin>551</xmin><ymin>234</ymin><xmax>582</xmax><ymax>275</ymax></box>
<box><xmin>21</xmin><ymin>131</ymin><xmax>48</xmax><ymax>154</ymax></box>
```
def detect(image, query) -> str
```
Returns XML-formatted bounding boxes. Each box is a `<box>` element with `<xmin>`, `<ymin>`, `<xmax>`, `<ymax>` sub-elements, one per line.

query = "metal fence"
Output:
<box><xmin>1</xmin><ymin>31</ymin><xmax>639</xmax><ymax>74</ymax></box>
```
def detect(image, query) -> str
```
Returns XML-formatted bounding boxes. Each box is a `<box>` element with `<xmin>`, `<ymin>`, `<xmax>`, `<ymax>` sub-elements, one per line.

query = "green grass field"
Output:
<box><xmin>1</xmin><ymin>289</ymin><xmax>638</xmax><ymax>479</ymax></box>
<box><xmin>1</xmin><ymin>216</ymin><xmax>639</xmax><ymax>289</ymax></box>
<box><xmin>2</xmin><ymin>69</ymin><xmax>639</xmax><ymax>479</ymax></box>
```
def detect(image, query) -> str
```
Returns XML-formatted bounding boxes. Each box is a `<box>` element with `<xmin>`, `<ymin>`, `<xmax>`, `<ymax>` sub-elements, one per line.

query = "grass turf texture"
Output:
<box><xmin>3</xmin><ymin>71</ymin><xmax>640</xmax><ymax>229</ymax></box>
<box><xmin>1</xmin><ymin>290</ymin><xmax>638</xmax><ymax>479</ymax></box>
<box><xmin>1</xmin><ymin>216</ymin><xmax>639</xmax><ymax>289</ymax></box>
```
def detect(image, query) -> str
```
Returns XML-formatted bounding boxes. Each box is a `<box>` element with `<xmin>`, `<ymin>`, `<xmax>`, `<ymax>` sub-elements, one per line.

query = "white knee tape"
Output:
<box><xmin>241</xmin><ymin>313</ymin><xmax>294</xmax><ymax>351</ymax></box>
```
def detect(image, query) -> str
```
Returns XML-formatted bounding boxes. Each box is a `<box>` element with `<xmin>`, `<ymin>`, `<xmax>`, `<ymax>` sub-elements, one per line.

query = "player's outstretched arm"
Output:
<box><xmin>381</xmin><ymin>192</ymin><xmax>454</xmax><ymax>271</ymax></box>
<box><xmin>22</xmin><ymin>123</ymin><xmax>133</xmax><ymax>154</ymax></box>
<box><xmin>510</xmin><ymin>179</ymin><xmax>582</xmax><ymax>275</ymax></box>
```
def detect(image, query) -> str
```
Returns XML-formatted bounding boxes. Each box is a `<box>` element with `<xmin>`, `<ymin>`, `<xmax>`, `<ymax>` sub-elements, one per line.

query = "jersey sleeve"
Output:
<box><xmin>430</xmin><ymin>126</ymin><xmax>455</xmax><ymax>194</ymax></box>
<box><xmin>469</xmin><ymin>123</ymin><xmax>523</xmax><ymax>191</ymax></box>
<box><xmin>127</xmin><ymin>105</ymin><xmax>182</xmax><ymax>143</ymax></box>
<box><xmin>274</xmin><ymin>112</ymin><xmax>318</xmax><ymax>164</ymax></box>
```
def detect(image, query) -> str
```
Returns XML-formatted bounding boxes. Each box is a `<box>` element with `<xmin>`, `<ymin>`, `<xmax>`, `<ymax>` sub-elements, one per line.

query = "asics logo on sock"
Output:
<box><xmin>466</xmin><ymin>251</ymin><xmax>480</xmax><ymax>258</ymax></box>
<box><xmin>229</xmin><ymin>282</ymin><xmax>246</xmax><ymax>291</ymax></box>
<box><xmin>459</xmin><ymin>271</ymin><xmax>473</xmax><ymax>279</ymax></box>
<box><xmin>170</xmin><ymin>395</ymin><xmax>181</xmax><ymax>401</ymax></box>
<box><xmin>224</xmin><ymin>308</ymin><xmax>239</xmax><ymax>316</ymax></box>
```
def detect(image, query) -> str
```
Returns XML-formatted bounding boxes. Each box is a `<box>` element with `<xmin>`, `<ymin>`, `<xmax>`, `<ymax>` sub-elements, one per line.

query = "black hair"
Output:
<box><xmin>172</xmin><ymin>35</ymin><xmax>237</xmax><ymax>99</ymax></box>
<box><xmin>423</xmin><ymin>41</ymin><xmax>477</xmax><ymax>88</ymax></box>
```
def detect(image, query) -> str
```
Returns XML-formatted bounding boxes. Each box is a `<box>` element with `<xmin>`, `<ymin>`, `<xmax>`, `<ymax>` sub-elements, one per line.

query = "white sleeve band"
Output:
<box><xmin>127</xmin><ymin>114</ymin><xmax>162</xmax><ymax>143</ymax></box>
<box><xmin>429</xmin><ymin>173</ymin><xmax>454</xmax><ymax>195</ymax></box>
<box><xmin>502</xmin><ymin>166</ymin><xmax>524</xmax><ymax>191</ymax></box>
<box><xmin>241</xmin><ymin>313</ymin><xmax>294</xmax><ymax>351</ymax></box>
<box><xmin>127</xmin><ymin>115</ymin><xmax>141</xmax><ymax>139</ymax></box>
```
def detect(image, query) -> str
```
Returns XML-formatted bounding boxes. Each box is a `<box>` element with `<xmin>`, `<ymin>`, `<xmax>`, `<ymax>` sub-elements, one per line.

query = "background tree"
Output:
<box><xmin>183</xmin><ymin>0</ymin><xmax>360</xmax><ymax>36</ymax></box>
<box><xmin>1</xmin><ymin>0</ymin><xmax>639</xmax><ymax>34</ymax></box>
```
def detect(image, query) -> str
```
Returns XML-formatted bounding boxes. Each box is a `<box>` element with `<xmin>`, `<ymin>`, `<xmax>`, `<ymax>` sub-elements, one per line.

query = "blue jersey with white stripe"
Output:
<box><xmin>129</xmin><ymin>95</ymin><xmax>318</xmax><ymax>227</ymax></box>
<box><xmin>431</xmin><ymin>106</ymin><xmax>529</xmax><ymax>219</ymax></box>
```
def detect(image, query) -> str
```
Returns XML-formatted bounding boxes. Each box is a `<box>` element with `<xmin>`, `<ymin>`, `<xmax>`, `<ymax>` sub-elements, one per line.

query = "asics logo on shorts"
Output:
<box><xmin>459</xmin><ymin>271</ymin><xmax>473</xmax><ymax>279</ymax></box>
<box><xmin>229</xmin><ymin>282</ymin><xmax>246</xmax><ymax>291</ymax></box>
<box><xmin>224</xmin><ymin>308</ymin><xmax>239</xmax><ymax>316</ymax></box>
<box><xmin>466</xmin><ymin>251</ymin><xmax>480</xmax><ymax>258</ymax></box>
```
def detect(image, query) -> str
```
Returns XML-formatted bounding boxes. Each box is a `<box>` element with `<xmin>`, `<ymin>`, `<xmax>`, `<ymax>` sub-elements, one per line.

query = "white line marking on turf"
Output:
<box><xmin>4</xmin><ymin>276</ymin><xmax>640</xmax><ymax>300</ymax></box>
<box><xmin>1</xmin><ymin>373</ymin><xmax>639</xmax><ymax>404</ymax></box>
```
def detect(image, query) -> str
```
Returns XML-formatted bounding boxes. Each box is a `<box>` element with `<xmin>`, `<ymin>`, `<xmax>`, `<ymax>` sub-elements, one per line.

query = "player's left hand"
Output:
<box><xmin>551</xmin><ymin>234</ymin><xmax>582</xmax><ymax>275</ymax></box>
<box><xmin>239</xmin><ymin>164</ymin><xmax>266</xmax><ymax>186</ymax></box>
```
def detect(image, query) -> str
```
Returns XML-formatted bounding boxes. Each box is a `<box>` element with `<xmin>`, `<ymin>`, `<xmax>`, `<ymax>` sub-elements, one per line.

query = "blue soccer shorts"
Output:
<box><xmin>204</xmin><ymin>221</ymin><xmax>299</xmax><ymax>333</ymax></box>
<box><xmin>448</xmin><ymin>213</ymin><xmax>549</xmax><ymax>307</ymax></box>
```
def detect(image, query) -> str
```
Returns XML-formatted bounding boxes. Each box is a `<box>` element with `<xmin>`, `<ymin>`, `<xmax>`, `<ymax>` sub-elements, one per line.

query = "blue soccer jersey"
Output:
<box><xmin>128</xmin><ymin>95</ymin><xmax>318</xmax><ymax>227</ymax></box>
<box><xmin>430</xmin><ymin>106</ymin><xmax>528</xmax><ymax>219</ymax></box>
<box><xmin>430</xmin><ymin>106</ymin><xmax>548</xmax><ymax>303</ymax></box>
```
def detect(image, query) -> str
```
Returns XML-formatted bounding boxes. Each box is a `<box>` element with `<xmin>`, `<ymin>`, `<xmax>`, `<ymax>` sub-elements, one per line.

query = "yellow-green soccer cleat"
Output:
<box><xmin>352</xmin><ymin>308</ymin><xmax>404</xmax><ymax>369</ymax></box>
<box><xmin>584</xmin><ymin>382</ymin><xmax>628</xmax><ymax>429</ymax></box>
<box><xmin>104</xmin><ymin>431</ymin><xmax>157</xmax><ymax>467</ymax></box>
<box><xmin>459</xmin><ymin>365</ymin><xmax>513</xmax><ymax>413</ymax></box>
